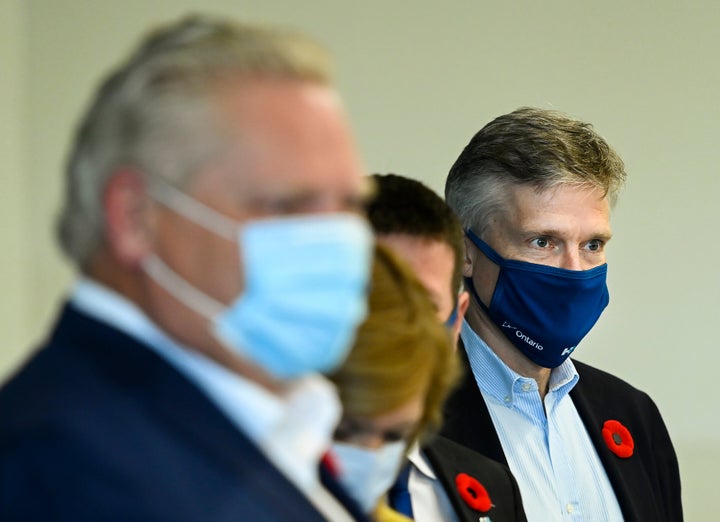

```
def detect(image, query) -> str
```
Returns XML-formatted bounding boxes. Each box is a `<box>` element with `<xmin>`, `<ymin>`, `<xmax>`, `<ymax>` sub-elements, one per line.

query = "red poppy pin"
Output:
<box><xmin>320</xmin><ymin>450</ymin><xmax>340</xmax><ymax>478</ymax></box>
<box><xmin>455</xmin><ymin>473</ymin><xmax>492</xmax><ymax>513</ymax></box>
<box><xmin>602</xmin><ymin>419</ymin><xmax>634</xmax><ymax>458</ymax></box>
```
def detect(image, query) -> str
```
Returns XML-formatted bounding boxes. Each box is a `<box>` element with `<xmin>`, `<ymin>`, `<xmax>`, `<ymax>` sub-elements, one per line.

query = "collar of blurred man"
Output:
<box><xmin>71</xmin><ymin>275</ymin><xmax>339</xmax><ymax>494</ymax></box>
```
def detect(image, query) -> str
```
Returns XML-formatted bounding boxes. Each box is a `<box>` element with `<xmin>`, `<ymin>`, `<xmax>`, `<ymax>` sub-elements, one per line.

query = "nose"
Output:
<box><xmin>559</xmin><ymin>249</ymin><xmax>583</xmax><ymax>271</ymax></box>
<box><xmin>343</xmin><ymin>430</ymin><xmax>387</xmax><ymax>450</ymax></box>
<box><xmin>362</xmin><ymin>434</ymin><xmax>387</xmax><ymax>450</ymax></box>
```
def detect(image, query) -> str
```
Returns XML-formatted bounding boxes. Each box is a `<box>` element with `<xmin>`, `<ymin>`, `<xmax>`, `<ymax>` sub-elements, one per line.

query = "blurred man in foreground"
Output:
<box><xmin>0</xmin><ymin>15</ymin><xmax>373</xmax><ymax>521</ymax></box>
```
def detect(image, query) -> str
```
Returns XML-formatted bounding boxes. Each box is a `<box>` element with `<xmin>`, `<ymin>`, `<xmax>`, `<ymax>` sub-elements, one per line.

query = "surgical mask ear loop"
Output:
<box><xmin>141</xmin><ymin>178</ymin><xmax>235</xmax><ymax>322</ymax></box>
<box><xmin>141</xmin><ymin>255</ymin><xmax>225</xmax><ymax>321</ymax></box>
<box><xmin>147</xmin><ymin>177</ymin><xmax>237</xmax><ymax>240</ymax></box>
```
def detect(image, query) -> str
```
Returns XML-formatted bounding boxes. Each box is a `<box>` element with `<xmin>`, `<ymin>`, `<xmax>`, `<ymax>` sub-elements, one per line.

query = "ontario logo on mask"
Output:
<box><xmin>502</xmin><ymin>321</ymin><xmax>576</xmax><ymax>357</ymax></box>
<box><xmin>502</xmin><ymin>321</ymin><xmax>544</xmax><ymax>351</ymax></box>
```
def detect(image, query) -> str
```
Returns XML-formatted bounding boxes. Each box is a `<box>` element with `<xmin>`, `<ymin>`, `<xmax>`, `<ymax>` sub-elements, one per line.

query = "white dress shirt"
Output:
<box><xmin>462</xmin><ymin>320</ymin><xmax>624</xmax><ymax>522</ymax></box>
<box><xmin>406</xmin><ymin>442</ymin><xmax>460</xmax><ymax>522</ymax></box>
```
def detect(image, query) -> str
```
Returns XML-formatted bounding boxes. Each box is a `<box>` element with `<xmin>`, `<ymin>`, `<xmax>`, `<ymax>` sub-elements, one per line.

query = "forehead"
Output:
<box><xmin>378</xmin><ymin>234</ymin><xmax>455</xmax><ymax>280</ymax></box>
<box><xmin>377</xmin><ymin>234</ymin><xmax>456</xmax><ymax>315</ymax></box>
<box><xmin>496</xmin><ymin>183</ymin><xmax>611</xmax><ymax>236</ymax></box>
<box><xmin>190</xmin><ymin>77</ymin><xmax>366</xmax><ymax>202</ymax></box>
<box><xmin>344</xmin><ymin>394</ymin><xmax>425</xmax><ymax>432</ymax></box>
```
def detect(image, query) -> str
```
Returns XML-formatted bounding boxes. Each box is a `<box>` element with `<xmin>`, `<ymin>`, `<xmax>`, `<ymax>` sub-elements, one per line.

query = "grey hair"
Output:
<box><xmin>57</xmin><ymin>14</ymin><xmax>333</xmax><ymax>267</ymax></box>
<box><xmin>445</xmin><ymin>107</ymin><xmax>626</xmax><ymax>236</ymax></box>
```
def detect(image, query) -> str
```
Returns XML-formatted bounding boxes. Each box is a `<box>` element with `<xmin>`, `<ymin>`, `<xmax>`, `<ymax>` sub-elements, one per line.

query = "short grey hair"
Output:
<box><xmin>57</xmin><ymin>14</ymin><xmax>333</xmax><ymax>267</ymax></box>
<box><xmin>445</xmin><ymin>107</ymin><xmax>626</xmax><ymax>236</ymax></box>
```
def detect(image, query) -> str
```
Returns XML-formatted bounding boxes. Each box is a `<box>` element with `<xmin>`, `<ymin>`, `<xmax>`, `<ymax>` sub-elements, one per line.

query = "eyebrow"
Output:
<box><xmin>382</xmin><ymin>422</ymin><xmax>417</xmax><ymax>435</ymax></box>
<box><xmin>339</xmin><ymin>418</ymin><xmax>416</xmax><ymax>436</ymax></box>
<box><xmin>521</xmin><ymin>227</ymin><xmax>613</xmax><ymax>242</ymax></box>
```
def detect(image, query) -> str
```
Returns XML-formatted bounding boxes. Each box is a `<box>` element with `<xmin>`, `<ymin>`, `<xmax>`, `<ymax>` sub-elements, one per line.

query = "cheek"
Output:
<box><xmin>206</xmin><ymin>240</ymin><xmax>243</xmax><ymax>304</ymax></box>
<box><xmin>469</xmin><ymin>254</ymin><xmax>500</xmax><ymax>306</ymax></box>
<box><xmin>437</xmin><ymin>301</ymin><xmax>454</xmax><ymax>323</ymax></box>
<box><xmin>154</xmin><ymin>217</ymin><xmax>243</xmax><ymax>305</ymax></box>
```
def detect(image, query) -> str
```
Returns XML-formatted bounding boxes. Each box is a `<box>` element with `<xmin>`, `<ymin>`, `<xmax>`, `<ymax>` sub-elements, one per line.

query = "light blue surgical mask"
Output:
<box><xmin>143</xmin><ymin>179</ymin><xmax>373</xmax><ymax>378</ymax></box>
<box><xmin>332</xmin><ymin>440</ymin><xmax>407</xmax><ymax>514</ymax></box>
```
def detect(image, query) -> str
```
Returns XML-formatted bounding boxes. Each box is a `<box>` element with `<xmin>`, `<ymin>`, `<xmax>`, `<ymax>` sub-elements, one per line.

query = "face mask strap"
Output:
<box><xmin>463</xmin><ymin>231</ymin><xmax>498</xmax><ymax>315</ymax></box>
<box><xmin>463</xmin><ymin>276</ymin><xmax>493</xmax><ymax>316</ymax></box>
<box><xmin>142</xmin><ymin>254</ymin><xmax>225</xmax><ymax>320</ymax></box>
<box><xmin>465</xmin><ymin>229</ymin><xmax>505</xmax><ymax>266</ymax></box>
<box><xmin>148</xmin><ymin>177</ymin><xmax>237</xmax><ymax>241</ymax></box>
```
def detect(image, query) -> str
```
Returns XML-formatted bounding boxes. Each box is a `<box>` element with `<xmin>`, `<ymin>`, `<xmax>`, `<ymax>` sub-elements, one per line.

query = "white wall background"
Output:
<box><xmin>1</xmin><ymin>1</ymin><xmax>717</xmax><ymax>519</ymax></box>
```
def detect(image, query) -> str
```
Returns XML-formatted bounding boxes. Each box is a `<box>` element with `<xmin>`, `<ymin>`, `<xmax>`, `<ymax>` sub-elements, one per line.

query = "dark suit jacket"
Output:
<box><xmin>0</xmin><ymin>304</ymin><xmax>367</xmax><ymax>521</ymax></box>
<box><xmin>422</xmin><ymin>435</ymin><xmax>527</xmax><ymax>522</ymax></box>
<box><xmin>441</xmin><ymin>344</ymin><xmax>683</xmax><ymax>522</ymax></box>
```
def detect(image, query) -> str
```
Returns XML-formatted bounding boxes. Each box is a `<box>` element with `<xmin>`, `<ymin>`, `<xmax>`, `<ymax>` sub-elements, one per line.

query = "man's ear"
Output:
<box><xmin>103</xmin><ymin>169</ymin><xmax>154</xmax><ymax>268</ymax></box>
<box><xmin>462</xmin><ymin>236</ymin><xmax>475</xmax><ymax>278</ymax></box>
<box><xmin>451</xmin><ymin>290</ymin><xmax>470</xmax><ymax>344</ymax></box>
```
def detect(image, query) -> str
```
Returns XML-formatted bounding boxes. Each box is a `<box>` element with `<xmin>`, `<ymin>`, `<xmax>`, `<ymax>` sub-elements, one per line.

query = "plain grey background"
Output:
<box><xmin>2</xmin><ymin>1</ymin><xmax>718</xmax><ymax>519</ymax></box>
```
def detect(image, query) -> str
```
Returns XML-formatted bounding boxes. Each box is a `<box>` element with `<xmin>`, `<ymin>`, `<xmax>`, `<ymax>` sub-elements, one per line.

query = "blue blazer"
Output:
<box><xmin>0</xmin><ymin>304</ymin><xmax>367</xmax><ymax>521</ymax></box>
<box><xmin>440</xmin><ymin>344</ymin><xmax>683</xmax><ymax>522</ymax></box>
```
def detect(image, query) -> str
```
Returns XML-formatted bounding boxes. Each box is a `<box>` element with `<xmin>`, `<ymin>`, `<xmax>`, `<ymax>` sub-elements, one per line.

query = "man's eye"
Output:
<box><xmin>531</xmin><ymin>237</ymin><xmax>551</xmax><ymax>248</ymax></box>
<box><xmin>586</xmin><ymin>239</ymin><xmax>604</xmax><ymax>251</ymax></box>
<box><xmin>382</xmin><ymin>431</ymin><xmax>406</xmax><ymax>443</ymax></box>
<box><xmin>344</xmin><ymin>194</ymin><xmax>369</xmax><ymax>214</ymax></box>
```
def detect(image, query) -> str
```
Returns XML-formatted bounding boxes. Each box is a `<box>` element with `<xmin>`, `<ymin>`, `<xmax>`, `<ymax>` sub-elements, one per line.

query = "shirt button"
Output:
<box><xmin>504</xmin><ymin>396</ymin><xmax>511</xmax><ymax>403</ymax></box>
<box><xmin>566</xmin><ymin>503</ymin><xmax>575</xmax><ymax>514</ymax></box>
<box><xmin>521</xmin><ymin>383</ymin><xmax>532</xmax><ymax>392</ymax></box>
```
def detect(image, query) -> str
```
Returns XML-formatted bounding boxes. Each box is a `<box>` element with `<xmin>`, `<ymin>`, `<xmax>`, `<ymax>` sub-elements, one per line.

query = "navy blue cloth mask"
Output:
<box><xmin>465</xmin><ymin>229</ymin><xmax>609</xmax><ymax>368</ymax></box>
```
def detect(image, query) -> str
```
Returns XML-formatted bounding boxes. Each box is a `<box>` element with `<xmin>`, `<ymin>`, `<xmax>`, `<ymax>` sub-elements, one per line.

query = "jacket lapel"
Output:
<box><xmin>569</xmin><ymin>360</ymin><xmax>665</xmax><ymax>522</ymax></box>
<box><xmin>441</xmin><ymin>340</ymin><xmax>507</xmax><ymax>465</ymax></box>
<box><xmin>424</xmin><ymin>435</ymin><xmax>526</xmax><ymax>522</ymax></box>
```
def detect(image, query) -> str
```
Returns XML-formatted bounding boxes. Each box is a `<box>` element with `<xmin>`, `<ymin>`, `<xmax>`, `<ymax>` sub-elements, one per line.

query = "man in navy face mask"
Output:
<box><xmin>441</xmin><ymin>107</ymin><xmax>682</xmax><ymax>522</ymax></box>
<box><xmin>0</xmin><ymin>15</ymin><xmax>372</xmax><ymax>522</ymax></box>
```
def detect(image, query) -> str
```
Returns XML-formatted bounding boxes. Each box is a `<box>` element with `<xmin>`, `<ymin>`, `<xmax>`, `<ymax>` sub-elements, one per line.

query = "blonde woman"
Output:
<box><xmin>329</xmin><ymin>244</ymin><xmax>459</xmax><ymax>521</ymax></box>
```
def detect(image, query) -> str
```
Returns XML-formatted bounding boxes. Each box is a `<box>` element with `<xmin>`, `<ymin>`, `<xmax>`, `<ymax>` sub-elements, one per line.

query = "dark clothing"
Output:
<box><xmin>423</xmin><ymin>435</ymin><xmax>527</xmax><ymax>521</ymax></box>
<box><xmin>0</xmin><ymin>304</ymin><xmax>367</xmax><ymax>521</ymax></box>
<box><xmin>441</xmin><ymin>346</ymin><xmax>683</xmax><ymax>522</ymax></box>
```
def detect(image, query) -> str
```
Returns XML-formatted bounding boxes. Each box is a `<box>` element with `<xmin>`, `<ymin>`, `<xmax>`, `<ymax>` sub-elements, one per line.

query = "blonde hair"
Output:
<box><xmin>57</xmin><ymin>14</ymin><xmax>332</xmax><ymax>267</ymax></box>
<box><xmin>330</xmin><ymin>244</ymin><xmax>459</xmax><ymax>442</ymax></box>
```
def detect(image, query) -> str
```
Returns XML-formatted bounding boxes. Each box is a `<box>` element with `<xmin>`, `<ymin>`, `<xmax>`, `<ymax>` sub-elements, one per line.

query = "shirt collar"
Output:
<box><xmin>460</xmin><ymin>319</ymin><xmax>579</xmax><ymax>407</ymax></box>
<box><xmin>70</xmin><ymin>277</ymin><xmax>341</xmax><ymax>491</ymax></box>
<box><xmin>406</xmin><ymin>441</ymin><xmax>436</xmax><ymax>479</ymax></box>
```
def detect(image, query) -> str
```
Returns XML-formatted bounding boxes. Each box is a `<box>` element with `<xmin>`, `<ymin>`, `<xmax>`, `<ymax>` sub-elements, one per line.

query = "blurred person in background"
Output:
<box><xmin>329</xmin><ymin>244</ymin><xmax>459</xmax><ymax>521</ymax></box>
<box><xmin>367</xmin><ymin>173</ymin><xmax>527</xmax><ymax>522</ymax></box>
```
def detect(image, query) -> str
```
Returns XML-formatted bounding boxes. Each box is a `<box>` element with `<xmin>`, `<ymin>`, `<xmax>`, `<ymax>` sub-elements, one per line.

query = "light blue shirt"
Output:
<box><xmin>461</xmin><ymin>320</ymin><xmax>624</xmax><ymax>521</ymax></box>
<box><xmin>70</xmin><ymin>277</ymin><xmax>341</xmax><ymax>494</ymax></box>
